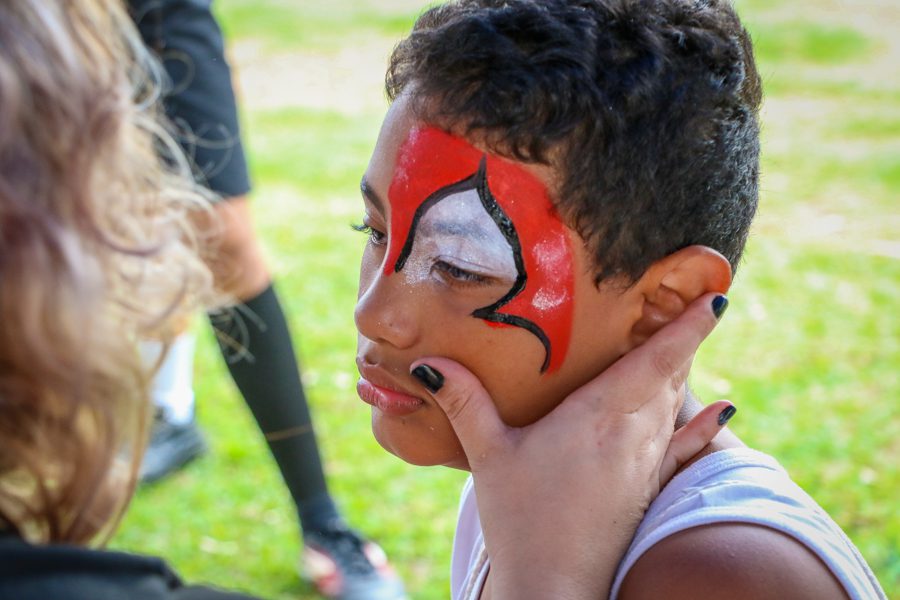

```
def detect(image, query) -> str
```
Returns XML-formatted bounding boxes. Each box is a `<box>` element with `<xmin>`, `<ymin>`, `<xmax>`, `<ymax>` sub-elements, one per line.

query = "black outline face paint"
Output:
<box><xmin>385</xmin><ymin>127</ymin><xmax>575</xmax><ymax>374</ymax></box>
<box><xmin>394</xmin><ymin>159</ymin><xmax>553</xmax><ymax>371</ymax></box>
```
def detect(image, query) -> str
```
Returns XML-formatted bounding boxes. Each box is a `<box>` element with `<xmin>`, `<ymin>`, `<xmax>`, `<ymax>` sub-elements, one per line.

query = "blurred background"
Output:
<box><xmin>110</xmin><ymin>0</ymin><xmax>899</xmax><ymax>598</ymax></box>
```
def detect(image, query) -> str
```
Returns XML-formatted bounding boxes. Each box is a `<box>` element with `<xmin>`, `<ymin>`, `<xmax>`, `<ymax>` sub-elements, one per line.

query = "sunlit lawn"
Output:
<box><xmin>111</xmin><ymin>1</ymin><xmax>899</xmax><ymax>598</ymax></box>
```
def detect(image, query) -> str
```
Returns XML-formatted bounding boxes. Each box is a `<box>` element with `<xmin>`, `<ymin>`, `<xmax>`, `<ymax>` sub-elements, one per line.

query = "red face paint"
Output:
<box><xmin>386</xmin><ymin>126</ymin><xmax>575</xmax><ymax>374</ymax></box>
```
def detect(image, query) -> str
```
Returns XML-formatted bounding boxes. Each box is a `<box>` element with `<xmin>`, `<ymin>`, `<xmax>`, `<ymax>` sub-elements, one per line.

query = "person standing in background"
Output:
<box><xmin>128</xmin><ymin>2</ymin><xmax>407</xmax><ymax>599</ymax></box>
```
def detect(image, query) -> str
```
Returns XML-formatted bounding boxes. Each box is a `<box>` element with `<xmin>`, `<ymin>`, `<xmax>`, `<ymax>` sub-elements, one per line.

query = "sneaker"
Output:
<box><xmin>139</xmin><ymin>411</ymin><xmax>208</xmax><ymax>484</ymax></box>
<box><xmin>301</xmin><ymin>522</ymin><xmax>407</xmax><ymax>600</ymax></box>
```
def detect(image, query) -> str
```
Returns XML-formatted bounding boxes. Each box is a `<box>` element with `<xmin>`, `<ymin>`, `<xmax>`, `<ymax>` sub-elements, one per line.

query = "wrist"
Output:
<box><xmin>487</xmin><ymin>555</ymin><xmax>614</xmax><ymax>600</ymax></box>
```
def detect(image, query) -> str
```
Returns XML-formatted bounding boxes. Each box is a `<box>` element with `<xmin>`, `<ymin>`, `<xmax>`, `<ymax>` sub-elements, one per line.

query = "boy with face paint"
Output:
<box><xmin>354</xmin><ymin>1</ymin><xmax>886</xmax><ymax>598</ymax></box>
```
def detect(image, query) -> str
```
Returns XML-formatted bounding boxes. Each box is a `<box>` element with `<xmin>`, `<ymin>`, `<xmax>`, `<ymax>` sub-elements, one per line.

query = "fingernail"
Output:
<box><xmin>712</xmin><ymin>295</ymin><xmax>729</xmax><ymax>320</ymax></box>
<box><xmin>717</xmin><ymin>405</ymin><xmax>737</xmax><ymax>426</ymax></box>
<box><xmin>411</xmin><ymin>364</ymin><xmax>444</xmax><ymax>393</ymax></box>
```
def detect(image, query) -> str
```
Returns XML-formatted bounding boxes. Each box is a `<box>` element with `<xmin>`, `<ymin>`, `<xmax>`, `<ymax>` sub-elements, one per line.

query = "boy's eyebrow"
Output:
<box><xmin>360</xmin><ymin>177</ymin><xmax>385</xmax><ymax>216</ymax></box>
<box><xmin>419</xmin><ymin>219</ymin><xmax>492</xmax><ymax>241</ymax></box>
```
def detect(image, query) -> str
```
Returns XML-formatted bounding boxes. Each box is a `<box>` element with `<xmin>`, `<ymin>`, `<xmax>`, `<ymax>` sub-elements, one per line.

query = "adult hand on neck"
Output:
<box><xmin>411</xmin><ymin>293</ymin><xmax>735</xmax><ymax>600</ymax></box>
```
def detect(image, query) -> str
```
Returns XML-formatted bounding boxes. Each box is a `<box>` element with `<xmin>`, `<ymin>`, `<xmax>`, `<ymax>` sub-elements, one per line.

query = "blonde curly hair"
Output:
<box><xmin>0</xmin><ymin>0</ymin><xmax>220</xmax><ymax>544</ymax></box>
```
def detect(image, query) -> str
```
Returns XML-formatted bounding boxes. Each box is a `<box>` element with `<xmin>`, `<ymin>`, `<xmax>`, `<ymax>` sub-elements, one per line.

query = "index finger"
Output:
<box><xmin>567</xmin><ymin>293</ymin><xmax>727</xmax><ymax>413</ymax></box>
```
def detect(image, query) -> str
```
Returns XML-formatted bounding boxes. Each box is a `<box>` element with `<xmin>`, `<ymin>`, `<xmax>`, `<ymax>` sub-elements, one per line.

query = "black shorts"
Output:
<box><xmin>130</xmin><ymin>0</ymin><xmax>251</xmax><ymax>199</ymax></box>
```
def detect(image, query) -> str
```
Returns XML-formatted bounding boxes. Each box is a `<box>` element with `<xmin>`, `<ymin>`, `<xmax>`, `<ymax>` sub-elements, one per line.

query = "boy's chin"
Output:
<box><xmin>371</xmin><ymin>417</ymin><xmax>469</xmax><ymax>470</ymax></box>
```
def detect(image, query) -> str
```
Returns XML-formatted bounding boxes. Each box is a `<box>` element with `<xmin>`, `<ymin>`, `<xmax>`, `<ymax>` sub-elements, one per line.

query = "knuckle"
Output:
<box><xmin>440</xmin><ymin>386</ymin><xmax>477</xmax><ymax>423</ymax></box>
<box><xmin>650</xmin><ymin>345</ymin><xmax>680</xmax><ymax>381</ymax></box>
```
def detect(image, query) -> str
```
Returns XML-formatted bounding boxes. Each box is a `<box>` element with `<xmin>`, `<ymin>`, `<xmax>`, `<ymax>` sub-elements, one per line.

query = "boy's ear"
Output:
<box><xmin>629</xmin><ymin>246</ymin><xmax>732</xmax><ymax>345</ymax></box>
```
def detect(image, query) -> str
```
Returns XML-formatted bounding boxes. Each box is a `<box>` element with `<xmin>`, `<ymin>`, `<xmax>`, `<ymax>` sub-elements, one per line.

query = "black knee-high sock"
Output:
<box><xmin>211</xmin><ymin>284</ymin><xmax>341</xmax><ymax>535</ymax></box>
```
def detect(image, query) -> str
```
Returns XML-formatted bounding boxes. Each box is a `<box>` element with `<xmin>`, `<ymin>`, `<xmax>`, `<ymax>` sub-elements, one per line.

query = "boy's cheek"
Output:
<box><xmin>491</xmin><ymin>382</ymin><xmax>564</xmax><ymax>428</ymax></box>
<box><xmin>482</xmin><ymin>319</ymin><xmax>627</xmax><ymax>427</ymax></box>
<box><xmin>457</xmin><ymin>328</ymin><xmax>557</xmax><ymax>422</ymax></box>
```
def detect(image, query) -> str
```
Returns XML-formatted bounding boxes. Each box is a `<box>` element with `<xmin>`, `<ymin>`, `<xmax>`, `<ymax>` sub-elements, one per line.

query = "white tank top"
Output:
<box><xmin>450</xmin><ymin>447</ymin><xmax>886</xmax><ymax>600</ymax></box>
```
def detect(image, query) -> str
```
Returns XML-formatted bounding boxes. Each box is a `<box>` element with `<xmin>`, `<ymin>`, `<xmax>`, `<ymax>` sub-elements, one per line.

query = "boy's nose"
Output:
<box><xmin>354</xmin><ymin>271</ymin><xmax>419</xmax><ymax>350</ymax></box>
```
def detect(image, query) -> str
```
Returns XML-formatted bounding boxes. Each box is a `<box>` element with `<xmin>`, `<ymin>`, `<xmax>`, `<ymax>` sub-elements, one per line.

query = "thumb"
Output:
<box><xmin>410</xmin><ymin>358</ymin><xmax>510</xmax><ymax>461</ymax></box>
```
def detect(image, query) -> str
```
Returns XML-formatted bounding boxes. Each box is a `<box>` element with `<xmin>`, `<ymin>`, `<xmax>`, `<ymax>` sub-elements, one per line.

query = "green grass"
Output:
<box><xmin>215</xmin><ymin>0</ymin><xmax>424</xmax><ymax>51</ymax></box>
<box><xmin>246</xmin><ymin>108</ymin><xmax>382</xmax><ymax>190</ymax></box>
<box><xmin>828</xmin><ymin>113</ymin><xmax>900</xmax><ymax>141</ymax></box>
<box><xmin>749</xmin><ymin>21</ymin><xmax>872</xmax><ymax>65</ymax></box>
<box><xmin>111</xmin><ymin>1</ymin><xmax>899</xmax><ymax>598</ymax></box>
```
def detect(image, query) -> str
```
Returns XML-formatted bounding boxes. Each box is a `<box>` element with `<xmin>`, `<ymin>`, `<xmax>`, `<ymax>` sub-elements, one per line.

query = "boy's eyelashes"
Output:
<box><xmin>433</xmin><ymin>259</ymin><xmax>492</xmax><ymax>286</ymax></box>
<box><xmin>351</xmin><ymin>220</ymin><xmax>499</xmax><ymax>287</ymax></box>
<box><xmin>350</xmin><ymin>222</ymin><xmax>386</xmax><ymax>246</ymax></box>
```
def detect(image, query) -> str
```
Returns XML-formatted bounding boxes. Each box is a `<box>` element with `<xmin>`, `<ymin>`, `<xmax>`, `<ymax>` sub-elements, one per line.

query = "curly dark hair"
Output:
<box><xmin>387</xmin><ymin>0</ymin><xmax>762</xmax><ymax>283</ymax></box>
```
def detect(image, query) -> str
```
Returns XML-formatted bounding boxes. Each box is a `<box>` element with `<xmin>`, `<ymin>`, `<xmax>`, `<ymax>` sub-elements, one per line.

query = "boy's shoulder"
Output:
<box><xmin>616</xmin><ymin>441</ymin><xmax>863</xmax><ymax>599</ymax></box>
<box><xmin>618</xmin><ymin>522</ymin><xmax>848</xmax><ymax>599</ymax></box>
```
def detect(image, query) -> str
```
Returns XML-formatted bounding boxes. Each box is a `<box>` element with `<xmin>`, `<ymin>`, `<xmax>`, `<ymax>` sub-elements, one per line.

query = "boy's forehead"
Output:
<box><xmin>365</xmin><ymin>104</ymin><xmax>417</xmax><ymax>194</ymax></box>
<box><xmin>370</xmin><ymin>95</ymin><xmax>561</xmax><ymax>205</ymax></box>
<box><xmin>385</xmin><ymin>126</ymin><xmax>557</xmax><ymax>248</ymax></box>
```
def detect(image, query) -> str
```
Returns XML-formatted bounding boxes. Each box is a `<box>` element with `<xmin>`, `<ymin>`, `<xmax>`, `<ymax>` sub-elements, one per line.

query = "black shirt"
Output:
<box><xmin>0</xmin><ymin>533</ymin><xmax>260</xmax><ymax>600</ymax></box>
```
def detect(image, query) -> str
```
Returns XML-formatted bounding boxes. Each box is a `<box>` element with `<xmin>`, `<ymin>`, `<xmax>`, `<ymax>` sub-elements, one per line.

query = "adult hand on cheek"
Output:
<box><xmin>410</xmin><ymin>293</ymin><xmax>734</xmax><ymax>600</ymax></box>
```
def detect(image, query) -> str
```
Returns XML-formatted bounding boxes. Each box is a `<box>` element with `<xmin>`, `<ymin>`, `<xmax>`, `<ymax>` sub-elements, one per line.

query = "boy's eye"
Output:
<box><xmin>351</xmin><ymin>222</ymin><xmax>386</xmax><ymax>246</ymax></box>
<box><xmin>433</xmin><ymin>259</ymin><xmax>490</xmax><ymax>285</ymax></box>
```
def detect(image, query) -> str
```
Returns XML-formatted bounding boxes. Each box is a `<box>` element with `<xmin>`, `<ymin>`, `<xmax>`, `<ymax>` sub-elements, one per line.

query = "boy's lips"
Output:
<box><xmin>356</xmin><ymin>366</ymin><xmax>425</xmax><ymax>416</ymax></box>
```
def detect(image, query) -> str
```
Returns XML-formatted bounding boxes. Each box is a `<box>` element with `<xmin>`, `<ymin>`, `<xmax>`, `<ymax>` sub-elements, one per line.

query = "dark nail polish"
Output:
<box><xmin>712</xmin><ymin>295</ymin><xmax>729</xmax><ymax>320</ymax></box>
<box><xmin>717</xmin><ymin>405</ymin><xmax>737</xmax><ymax>426</ymax></box>
<box><xmin>411</xmin><ymin>364</ymin><xmax>444</xmax><ymax>393</ymax></box>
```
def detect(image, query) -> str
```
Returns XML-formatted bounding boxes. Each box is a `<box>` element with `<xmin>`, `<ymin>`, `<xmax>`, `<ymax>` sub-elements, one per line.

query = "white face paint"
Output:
<box><xmin>401</xmin><ymin>188</ymin><xmax>517</xmax><ymax>286</ymax></box>
<box><xmin>529</xmin><ymin>239</ymin><xmax>570</xmax><ymax>313</ymax></box>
